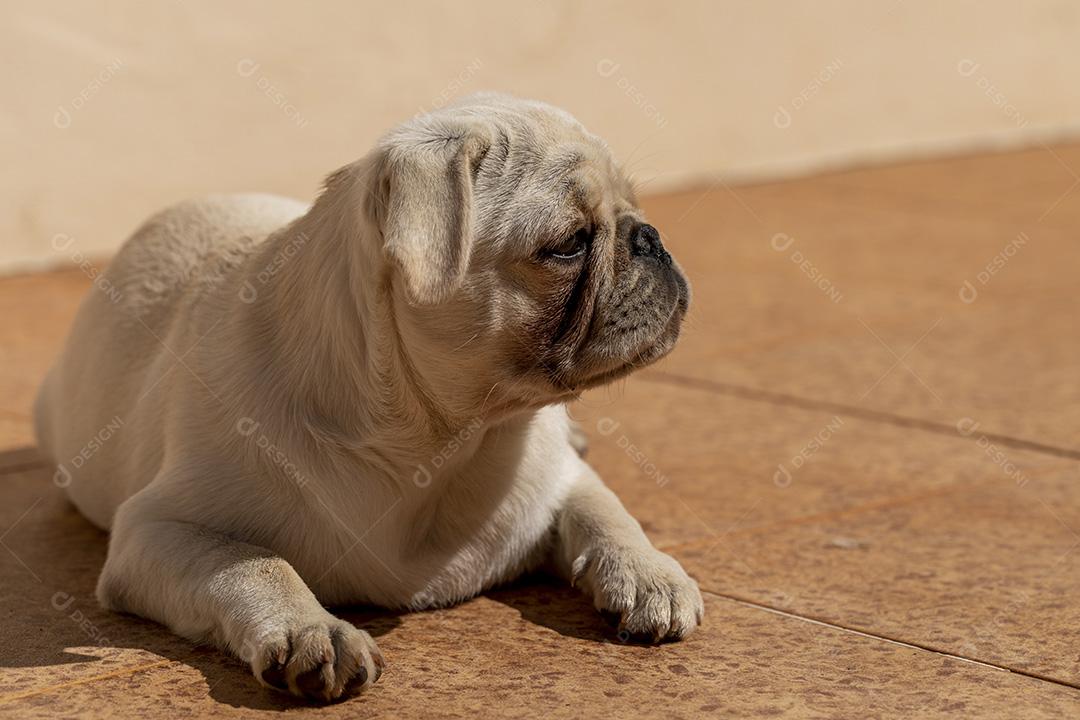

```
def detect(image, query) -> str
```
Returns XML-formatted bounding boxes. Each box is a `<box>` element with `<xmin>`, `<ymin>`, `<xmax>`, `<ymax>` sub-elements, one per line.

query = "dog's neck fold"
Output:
<box><xmin>227</xmin><ymin>170</ymin><xmax>515</xmax><ymax>483</ymax></box>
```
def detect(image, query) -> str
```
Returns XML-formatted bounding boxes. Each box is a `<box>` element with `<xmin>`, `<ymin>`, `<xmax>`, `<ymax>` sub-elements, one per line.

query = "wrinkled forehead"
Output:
<box><xmin>464</xmin><ymin>103</ymin><xmax>638</xmax><ymax>244</ymax></box>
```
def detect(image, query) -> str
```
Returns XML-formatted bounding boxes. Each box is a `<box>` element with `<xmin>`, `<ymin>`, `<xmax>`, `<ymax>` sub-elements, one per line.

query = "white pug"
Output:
<box><xmin>34</xmin><ymin>93</ymin><xmax>703</xmax><ymax>702</ymax></box>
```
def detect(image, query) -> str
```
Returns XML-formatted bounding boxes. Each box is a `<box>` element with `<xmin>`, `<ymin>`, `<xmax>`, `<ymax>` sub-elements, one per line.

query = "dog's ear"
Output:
<box><xmin>371</xmin><ymin>122</ymin><xmax>489</xmax><ymax>305</ymax></box>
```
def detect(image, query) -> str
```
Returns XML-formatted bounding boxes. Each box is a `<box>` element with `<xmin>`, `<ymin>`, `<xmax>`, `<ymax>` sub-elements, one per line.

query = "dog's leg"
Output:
<box><xmin>99</xmin><ymin>492</ymin><xmax>382</xmax><ymax>702</ymax></box>
<box><xmin>552</xmin><ymin>467</ymin><xmax>704</xmax><ymax>641</ymax></box>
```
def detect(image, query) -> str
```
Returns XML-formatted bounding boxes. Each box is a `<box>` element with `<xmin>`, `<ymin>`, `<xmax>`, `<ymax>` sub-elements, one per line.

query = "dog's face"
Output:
<box><xmin>364</xmin><ymin>94</ymin><xmax>689</xmax><ymax>411</ymax></box>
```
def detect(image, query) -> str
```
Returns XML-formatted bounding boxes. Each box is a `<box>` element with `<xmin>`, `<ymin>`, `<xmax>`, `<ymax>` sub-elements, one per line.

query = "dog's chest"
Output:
<box><xmin>304</xmin><ymin>432</ymin><xmax>579</xmax><ymax>608</ymax></box>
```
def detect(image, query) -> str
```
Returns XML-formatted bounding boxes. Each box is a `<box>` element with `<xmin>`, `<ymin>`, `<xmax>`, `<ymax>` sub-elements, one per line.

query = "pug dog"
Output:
<box><xmin>34</xmin><ymin>93</ymin><xmax>702</xmax><ymax>702</ymax></box>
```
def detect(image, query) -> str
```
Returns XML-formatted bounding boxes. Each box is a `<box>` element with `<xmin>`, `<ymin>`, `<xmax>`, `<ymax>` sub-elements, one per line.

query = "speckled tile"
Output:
<box><xmin>675</xmin><ymin>459</ymin><xmax>1080</xmax><ymax>687</ymax></box>
<box><xmin>5</xmin><ymin>538</ymin><xmax>1080</xmax><ymax>720</ymax></box>
<box><xmin>574</xmin><ymin>377</ymin><xmax>1080</xmax><ymax>686</ymax></box>
<box><xmin>572</xmin><ymin>379</ymin><xmax>1064</xmax><ymax>551</ymax></box>
<box><xmin>6</xmin><ymin>146</ymin><xmax>1080</xmax><ymax>715</ymax></box>
<box><xmin>5</xmin><ymin>377</ymin><xmax>1080</xmax><ymax>711</ymax></box>
<box><xmin>640</xmin><ymin>142</ymin><xmax>1080</xmax><ymax>451</ymax></box>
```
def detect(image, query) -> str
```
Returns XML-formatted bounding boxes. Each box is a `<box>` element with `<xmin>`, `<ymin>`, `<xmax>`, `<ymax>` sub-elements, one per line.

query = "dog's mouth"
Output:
<box><xmin>550</xmin><ymin>284</ymin><xmax>687</xmax><ymax>394</ymax></box>
<box><xmin>580</xmin><ymin>309</ymin><xmax>684</xmax><ymax>389</ymax></box>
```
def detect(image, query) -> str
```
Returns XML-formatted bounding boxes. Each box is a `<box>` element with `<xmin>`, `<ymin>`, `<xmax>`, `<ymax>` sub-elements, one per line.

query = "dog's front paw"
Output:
<box><xmin>247</xmin><ymin>615</ymin><xmax>384</xmax><ymax>702</ymax></box>
<box><xmin>572</xmin><ymin>545</ymin><xmax>704</xmax><ymax>642</ymax></box>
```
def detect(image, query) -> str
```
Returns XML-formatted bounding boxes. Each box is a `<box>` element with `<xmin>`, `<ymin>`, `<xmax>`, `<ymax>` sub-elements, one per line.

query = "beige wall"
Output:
<box><xmin>4</xmin><ymin>0</ymin><xmax>1080</xmax><ymax>272</ymax></box>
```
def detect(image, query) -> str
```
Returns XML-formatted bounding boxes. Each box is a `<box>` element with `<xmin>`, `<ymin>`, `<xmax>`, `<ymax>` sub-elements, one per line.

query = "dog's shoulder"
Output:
<box><xmin>103</xmin><ymin>194</ymin><xmax>308</xmax><ymax>316</ymax></box>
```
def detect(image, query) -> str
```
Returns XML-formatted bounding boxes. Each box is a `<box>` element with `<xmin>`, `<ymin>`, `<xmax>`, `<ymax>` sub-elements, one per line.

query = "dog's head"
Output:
<box><xmin>353</xmin><ymin>93</ymin><xmax>689</xmax><ymax>411</ymax></box>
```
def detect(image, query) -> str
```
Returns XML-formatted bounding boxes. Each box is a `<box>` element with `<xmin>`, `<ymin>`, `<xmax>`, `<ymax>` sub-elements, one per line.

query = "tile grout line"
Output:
<box><xmin>643</xmin><ymin>370</ymin><xmax>1080</xmax><ymax>462</ymax></box>
<box><xmin>701</xmin><ymin>588</ymin><xmax>1080</xmax><ymax>693</ymax></box>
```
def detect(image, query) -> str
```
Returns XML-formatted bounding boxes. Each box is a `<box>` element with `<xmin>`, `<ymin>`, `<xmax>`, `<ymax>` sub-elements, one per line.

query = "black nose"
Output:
<box><xmin>630</xmin><ymin>224</ymin><xmax>671</xmax><ymax>264</ymax></box>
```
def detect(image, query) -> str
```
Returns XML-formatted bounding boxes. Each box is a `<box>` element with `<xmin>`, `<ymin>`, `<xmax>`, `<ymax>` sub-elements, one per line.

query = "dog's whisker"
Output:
<box><xmin>451</xmin><ymin>332</ymin><xmax>480</xmax><ymax>352</ymax></box>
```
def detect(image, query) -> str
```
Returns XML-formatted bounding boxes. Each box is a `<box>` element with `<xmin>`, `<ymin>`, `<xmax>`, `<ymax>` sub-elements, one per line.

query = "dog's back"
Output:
<box><xmin>34</xmin><ymin>193</ymin><xmax>308</xmax><ymax>528</ymax></box>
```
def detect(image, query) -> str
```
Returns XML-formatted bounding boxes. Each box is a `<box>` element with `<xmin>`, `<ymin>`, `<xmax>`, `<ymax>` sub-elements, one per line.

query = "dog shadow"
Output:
<box><xmin>485</xmin><ymin>574</ymin><xmax>622</xmax><ymax>644</ymax></box>
<box><xmin>0</xmin><ymin>449</ymin><xmax>619</xmax><ymax>712</ymax></box>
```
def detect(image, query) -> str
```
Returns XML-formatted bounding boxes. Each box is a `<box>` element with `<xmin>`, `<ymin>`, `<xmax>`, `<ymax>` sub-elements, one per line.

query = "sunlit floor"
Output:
<box><xmin>3</xmin><ymin>143</ymin><xmax>1080</xmax><ymax>717</ymax></box>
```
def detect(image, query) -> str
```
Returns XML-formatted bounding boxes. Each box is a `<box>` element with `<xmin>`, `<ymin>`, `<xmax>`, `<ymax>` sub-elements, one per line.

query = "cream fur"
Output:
<box><xmin>34</xmin><ymin>93</ymin><xmax>703</xmax><ymax>703</ymax></box>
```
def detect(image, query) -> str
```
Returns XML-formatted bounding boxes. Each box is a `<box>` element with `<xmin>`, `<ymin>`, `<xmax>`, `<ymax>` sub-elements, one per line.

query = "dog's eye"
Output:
<box><xmin>543</xmin><ymin>228</ymin><xmax>591</xmax><ymax>261</ymax></box>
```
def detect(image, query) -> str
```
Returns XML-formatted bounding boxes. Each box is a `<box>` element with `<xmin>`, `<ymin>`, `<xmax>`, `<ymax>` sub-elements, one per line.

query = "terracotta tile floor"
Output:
<box><xmin>3</xmin><ymin>144</ymin><xmax>1080</xmax><ymax>718</ymax></box>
